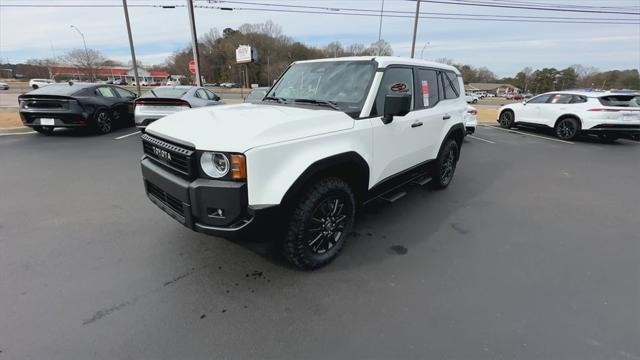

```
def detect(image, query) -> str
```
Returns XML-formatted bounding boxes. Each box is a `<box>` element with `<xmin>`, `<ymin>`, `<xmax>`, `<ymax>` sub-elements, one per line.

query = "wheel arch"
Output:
<box><xmin>554</xmin><ymin>113</ymin><xmax>582</xmax><ymax>129</ymax></box>
<box><xmin>442</xmin><ymin>123</ymin><xmax>465</xmax><ymax>160</ymax></box>
<box><xmin>281</xmin><ymin>151</ymin><xmax>370</xmax><ymax>206</ymax></box>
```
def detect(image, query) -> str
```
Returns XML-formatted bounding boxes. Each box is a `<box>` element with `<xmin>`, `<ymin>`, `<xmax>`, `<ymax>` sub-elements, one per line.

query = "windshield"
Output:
<box><xmin>142</xmin><ymin>88</ymin><xmax>189</xmax><ymax>99</ymax></box>
<box><xmin>266</xmin><ymin>60</ymin><xmax>376</xmax><ymax>116</ymax></box>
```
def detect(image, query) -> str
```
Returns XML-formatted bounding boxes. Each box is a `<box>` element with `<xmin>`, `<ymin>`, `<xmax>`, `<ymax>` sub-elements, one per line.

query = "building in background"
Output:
<box><xmin>49</xmin><ymin>65</ymin><xmax>170</xmax><ymax>84</ymax></box>
<box><xmin>467</xmin><ymin>83</ymin><xmax>520</xmax><ymax>96</ymax></box>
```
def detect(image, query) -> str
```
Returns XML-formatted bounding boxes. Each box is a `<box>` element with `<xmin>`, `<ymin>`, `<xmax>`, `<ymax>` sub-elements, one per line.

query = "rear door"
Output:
<box><xmin>538</xmin><ymin>93</ymin><xmax>574</xmax><ymax>126</ymax></box>
<box><xmin>112</xmin><ymin>86</ymin><xmax>137</xmax><ymax>119</ymax></box>
<box><xmin>193</xmin><ymin>88</ymin><xmax>212</xmax><ymax>107</ymax></box>
<box><xmin>414</xmin><ymin>67</ymin><xmax>448</xmax><ymax>159</ymax></box>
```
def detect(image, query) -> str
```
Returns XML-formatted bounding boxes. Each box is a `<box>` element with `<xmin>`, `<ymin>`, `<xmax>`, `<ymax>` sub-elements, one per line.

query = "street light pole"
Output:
<box><xmin>377</xmin><ymin>0</ymin><xmax>385</xmax><ymax>43</ymax></box>
<box><xmin>70</xmin><ymin>25</ymin><xmax>93</xmax><ymax>81</ymax></box>
<box><xmin>420</xmin><ymin>42</ymin><xmax>430</xmax><ymax>59</ymax></box>
<box><xmin>122</xmin><ymin>0</ymin><xmax>141</xmax><ymax>95</ymax></box>
<box><xmin>186</xmin><ymin>0</ymin><xmax>202</xmax><ymax>86</ymax></box>
<box><xmin>410</xmin><ymin>0</ymin><xmax>421</xmax><ymax>58</ymax></box>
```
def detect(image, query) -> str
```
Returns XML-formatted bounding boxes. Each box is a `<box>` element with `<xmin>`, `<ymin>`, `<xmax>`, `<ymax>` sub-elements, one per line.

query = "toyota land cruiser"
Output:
<box><xmin>140</xmin><ymin>56</ymin><xmax>467</xmax><ymax>269</ymax></box>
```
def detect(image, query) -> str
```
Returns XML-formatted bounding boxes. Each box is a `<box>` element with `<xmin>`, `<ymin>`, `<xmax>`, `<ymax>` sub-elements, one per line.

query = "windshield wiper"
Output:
<box><xmin>292</xmin><ymin>98</ymin><xmax>341</xmax><ymax>111</ymax></box>
<box><xmin>263</xmin><ymin>96</ymin><xmax>287</xmax><ymax>103</ymax></box>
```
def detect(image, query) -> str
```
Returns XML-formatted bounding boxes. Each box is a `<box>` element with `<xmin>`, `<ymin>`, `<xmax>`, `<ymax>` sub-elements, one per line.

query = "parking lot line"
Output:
<box><xmin>115</xmin><ymin>131</ymin><xmax>141</xmax><ymax>140</ymax></box>
<box><xmin>0</xmin><ymin>131</ymin><xmax>36</xmax><ymax>137</ymax></box>
<box><xmin>467</xmin><ymin>135</ymin><xmax>495</xmax><ymax>144</ymax></box>
<box><xmin>481</xmin><ymin>125</ymin><xmax>575</xmax><ymax>145</ymax></box>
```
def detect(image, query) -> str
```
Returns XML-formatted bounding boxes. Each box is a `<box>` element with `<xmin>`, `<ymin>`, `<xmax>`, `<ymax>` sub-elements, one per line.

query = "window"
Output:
<box><xmin>113</xmin><ymin>87</ymin><xmax>136</xmax><ymax>98</ymax></box>
<box><xmin>204</xmin><ymin>89</ymin><xmax>219</xmax><ymax>100</ymax></box>
<box><xmin>548</xmin><ymin>94</ymin><xmax>573</xmax><ymax>104</ymax></box>
<box><xmin>195</xmin><ymin>89</ymin><xmax>208</xmax><ymax>99</ymax></box>
<box><xmin>371</xmin><ymin>67</ymin><xmax>414</xmax><ymax>117</ymax></box>
<box><xmin>571</xmin><ymin>95</ymin><xmax>587</xmax><ymax>103</ymax></box>
<box><xmin>96</xmin><ymin>87</ymin><xmax>117</xmax><ymax>98</ymax></box>
<box><xmin>441</xmin><ymin>71</ymin><xmax>460</xmax><ymax>99</ymax></box>
<box><xmin>527</xmin><ymin>94</ymin><xmax>552</xmax><ymax>104</ymax></box>
<box><xmin>416</xmin><ymin>68</ymin><xmax>440</xmax><ymax>108</ymax></box>
<box><xmin>598</xmin><ymin>95</ymin><xmax>639</xmax><ymax>108</ymax></box>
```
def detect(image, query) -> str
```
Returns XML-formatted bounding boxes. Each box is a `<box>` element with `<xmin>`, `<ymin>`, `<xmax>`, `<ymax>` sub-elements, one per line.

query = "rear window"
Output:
<box><xmin>598</xmin><ymin>95</ymin><xmax>640</xmax><ymax>107</ymax></box>
<box><xmin>142</xmin><ymin>88</ymin><xmax>189</xmax><ymax>99</ymax></box>
<box><xmin>26</xmin><ymin>84</ymin><xmax>89</xmax><ymax>96</ymax></box>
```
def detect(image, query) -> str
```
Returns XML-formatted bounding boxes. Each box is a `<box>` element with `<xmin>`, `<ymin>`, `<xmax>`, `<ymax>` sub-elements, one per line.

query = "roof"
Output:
<box><xmin>25</xmin><ymin>82</ymin><xmax>95</xmax><ymax>96</ymax></box>
<box><xmin>469</xmin><ymin>83</ymin><xmax>520</xmax><ymax>91</ymax></box>
<box><xmin>294</xmin><ymin>56</ymin><xmax>461</xmax><ymax>75</ymax></box>
<box><xmin>541</xmin><ymin>91</ymin><xmax>640</xmax><ymax>98</ymax></box>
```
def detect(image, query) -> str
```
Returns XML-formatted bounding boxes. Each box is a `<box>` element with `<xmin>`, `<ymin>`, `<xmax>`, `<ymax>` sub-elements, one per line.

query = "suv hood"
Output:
<box><xmin>146</xmin><ymin>103</ymin><xmax>354</xmax><ymax>152</ymax></box>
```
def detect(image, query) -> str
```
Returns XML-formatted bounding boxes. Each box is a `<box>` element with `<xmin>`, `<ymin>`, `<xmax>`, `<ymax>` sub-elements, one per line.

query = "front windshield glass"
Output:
<box><xmin>266</xmin><ymin>60</ymin><xmax>376</xmax><ymax>116</ymax></box>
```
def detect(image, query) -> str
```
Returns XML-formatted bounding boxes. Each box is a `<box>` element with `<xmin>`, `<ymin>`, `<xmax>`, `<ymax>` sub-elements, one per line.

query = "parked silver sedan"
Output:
<box><xmin>134</xmin><ymin>86</ymin><xmax>224</xmax><ymax>129</ymax></box>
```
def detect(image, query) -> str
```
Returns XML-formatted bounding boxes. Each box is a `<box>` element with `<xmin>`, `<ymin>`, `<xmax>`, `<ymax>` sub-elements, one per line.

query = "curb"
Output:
<box><xmin>0</xmin><ymin>126</ymin><xmax>31</xmax><ymax>134</ymax></box>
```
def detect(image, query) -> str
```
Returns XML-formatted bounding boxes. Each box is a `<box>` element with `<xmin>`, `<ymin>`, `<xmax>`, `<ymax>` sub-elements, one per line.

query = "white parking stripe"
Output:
<box><xmin>481</xmin><ymin>125</ymin><xmax>575</xmax><ymax>145</ymax></box>
<box><xmin>0</xmin><ymin>131</ymin><xmax>36</xmax><ymax>137</ymax></box>
<box><xmin>468</xmin><ymin>135</ymin><xmax>495</xmax><ymax>144</ymax></box>
<box><xmin>114</xmin><ymin>131</ymin><xmax>141</xmax><ymax>140</ymax></box>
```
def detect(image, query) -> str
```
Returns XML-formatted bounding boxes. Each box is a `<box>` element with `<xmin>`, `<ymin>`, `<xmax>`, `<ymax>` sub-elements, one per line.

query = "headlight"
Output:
<box><xmin>200</xmin><ymin>152</ymin><xmax>230</xmax><ymax>178</ymax></box>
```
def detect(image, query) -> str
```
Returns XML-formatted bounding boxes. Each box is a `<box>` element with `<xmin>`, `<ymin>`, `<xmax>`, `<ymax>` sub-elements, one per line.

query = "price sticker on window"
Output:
<box><xmin>422</xmin><ymin>80</ymin><xmax>430</xmax><ymax>107</ymax></box>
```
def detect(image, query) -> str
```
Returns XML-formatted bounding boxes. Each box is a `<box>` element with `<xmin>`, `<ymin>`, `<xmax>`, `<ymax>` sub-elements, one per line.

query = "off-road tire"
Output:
<box><xmin>430</xmin><ymin>139</ymin><xmax>459</xmax><ymax>190</ymax></box>
<box><xmin>283</xmin><ymin>177</ymin><xmax>355</xmax><ymax>270</ymax></box>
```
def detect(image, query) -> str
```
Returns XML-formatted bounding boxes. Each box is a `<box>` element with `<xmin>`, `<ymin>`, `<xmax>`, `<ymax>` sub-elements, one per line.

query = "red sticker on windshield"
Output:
<box><xmin>390</xmin><ymin>83</ymin><xmax>408</xmax><ymax>93</ymax></box>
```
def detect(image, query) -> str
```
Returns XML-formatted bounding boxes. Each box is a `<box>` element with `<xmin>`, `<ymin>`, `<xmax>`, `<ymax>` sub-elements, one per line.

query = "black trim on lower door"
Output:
<box><xmin>365</xmin><ymin>159</ymin><xmax>434</xmax><ymax>202</ymax></box>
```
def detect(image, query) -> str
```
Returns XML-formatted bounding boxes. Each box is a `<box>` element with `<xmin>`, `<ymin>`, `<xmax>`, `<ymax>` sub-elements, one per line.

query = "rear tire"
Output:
<box><xmin>555</xmin><ymin>117</ymin><xmax>580</xmax><ymax>140</ymax></box>
<box><xmin>283</xmin><ymin>177</ymin><xmax>355</xmax><ymax>270</ymax></box>
<box><xmin>93</xmin><ymin>109</ymin><xmax>113</xmax><ymax>134</ymax></box>
<box><xmin>33</xmin><ymin>126</ymin><xmax>54</xmax><ymax>135</ymax></box>
<box><xmin>430</xmin><ymin>139</ymin><xmax>459</xmax><ymax>190</ymax></box>
<box><xmin>499</xmin><ymin>110</ymin><xmax>514</xmax><ymax>129</ymax></box>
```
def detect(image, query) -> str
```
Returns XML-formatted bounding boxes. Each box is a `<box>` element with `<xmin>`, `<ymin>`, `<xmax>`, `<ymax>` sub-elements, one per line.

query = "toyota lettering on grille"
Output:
<box><xmin>153</xmin><ymin>146</ymin><xmax>172</xmax><ymax>161</ymax></box>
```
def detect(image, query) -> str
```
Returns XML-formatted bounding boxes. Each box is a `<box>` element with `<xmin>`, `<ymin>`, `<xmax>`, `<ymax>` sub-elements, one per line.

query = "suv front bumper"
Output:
<box><xmin>141</xmin><ymin>157</ymin><xmax>253</xmax><ymax>236</ymax></box>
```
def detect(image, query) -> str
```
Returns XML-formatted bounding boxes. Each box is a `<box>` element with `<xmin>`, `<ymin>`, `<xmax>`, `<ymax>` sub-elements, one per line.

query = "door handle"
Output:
<box><xmin>442</xmin><ymin>114</ymin><xmax>451</xmax><ymax>120</ymax></box>
<box><xmin>411</xmin><ymin>121</ymin><xmax>423</xmax><ymax>128</ymax></box>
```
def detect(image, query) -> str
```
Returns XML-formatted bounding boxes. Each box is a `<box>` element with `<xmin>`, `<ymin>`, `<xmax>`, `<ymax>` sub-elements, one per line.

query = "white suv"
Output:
<box><xmin>498</xmin><ymin>91</ymin><xmax>640</xmax><ymax>141</ymax></box>
<box><xmin>29</xmin><ymin>78</ymin><xmax>55</xmax><ymax>89</ymax></box>
<box><xmin>140</xmin><ymin>56</ymin><xmax>467</xmax><ymax>269</ymax></box>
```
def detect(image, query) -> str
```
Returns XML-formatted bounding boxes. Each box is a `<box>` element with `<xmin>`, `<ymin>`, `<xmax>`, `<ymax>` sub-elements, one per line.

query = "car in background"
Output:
<box><xmin>0</xmin><ymin>82</ymin><xmax>9</xmax><ymax>90</ymax></box>
<box><xmin>134</xmin><ymin>86</ymin><xmax>224</xmax><ymax>129</ymax></box>
<box><xmin>465</xmin><ymin>105</ymin><xmax>478</xmax><ymax>135</ymax></box>
<box><xmin>18</xmin><ymin>83</ymin><xmax>137</xmax><ymax>135</ymax></box>
<box><xmin>220</xmin><ymin>82</ymin><xmax>240</xmax><ymax>88</ymax></box>
<box><xmin>204</xmin><ymin>82</ymin><xmax>219</xmax><ymax>87</ymax></box>
<box><xmin>132</xmin><ymin>79</ymin><xmax>149</xmax><ymax>86</ymax></box>
<box><xmin>244</xmin><ymin>86</ymin><xmax>269</xmax><ymax>103</ymax></box>
<box><xmin>506</xmin><ymin>93</ymin><xmax>524</xmax><ymax>100</ymax></box>
<box><xmin>465</xmin><ymin>93</ymin><xmax>479</xmax><ymax>104</ymax></box>
<box><xmin>29</xmin><ymin>79</ymin><xmax>55</xmax><ymax>89</ymax></box>
<box><xmin>486</xmin><ymin>93</ymin><xmax>495</xmax><ymax>98</ymax></box>
<box><xmin>498</xmin><ymin>91</ymin><xmax>640</xmax><ymax>141</ymax></box>
<box><xmin>113</xmin><ymin>79</ymin><xmax>128</xmax><ymax>86</ymax></box>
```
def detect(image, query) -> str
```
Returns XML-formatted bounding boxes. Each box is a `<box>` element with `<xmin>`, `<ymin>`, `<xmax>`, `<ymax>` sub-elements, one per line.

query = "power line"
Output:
<box><xmin>408</xmin><ymin>0</ymin><xmax>640</xmax><ymax>15</ymax></box>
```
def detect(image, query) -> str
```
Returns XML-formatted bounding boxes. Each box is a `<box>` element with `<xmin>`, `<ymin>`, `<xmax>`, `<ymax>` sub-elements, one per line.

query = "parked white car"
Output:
<box><xmin>29</xmin><ymin>78</ymin><xmax>55</xmax><ymax>89</ymax></box>
<box><xmin>465</xmin><ymin>105</ymin><xmax>478</xmax><ymax>135</ymax></box>
<box><xmin>140</xmin><ymin>56</ymin><xmax>467</xmax><ymax>269</ymax></box>
<box><xmin>465</xmin><ymin>93</ymin><xmax>479</xmax><ymax>104</ymax></box>
<box><xmin>498</xmin><ymin>91</ymin><xmax>640</xmax><ymax>141</ymax></box>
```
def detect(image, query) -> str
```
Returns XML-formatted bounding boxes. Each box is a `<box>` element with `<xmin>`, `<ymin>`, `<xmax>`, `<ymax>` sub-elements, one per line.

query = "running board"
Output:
<box><xmin>380</xmin><ymin>190</ymin><xmax>407</xmax><ymax>203</ymax></box>
<box><xmin>412</xmin><ymin>176</ymin><xmax>432</xmax><ymax>186</ymax></box>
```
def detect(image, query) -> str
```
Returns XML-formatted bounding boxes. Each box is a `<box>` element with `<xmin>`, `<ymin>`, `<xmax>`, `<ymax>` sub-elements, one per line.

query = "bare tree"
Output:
<box><xmin>60</xmin><ymin>48</ymin><xmax>107</xmax><ymax>81</ymax></box>
<box><xmin>369</xmin><ymin>39</ymin><xmax>393</xmax><ymax>56</ymax></box>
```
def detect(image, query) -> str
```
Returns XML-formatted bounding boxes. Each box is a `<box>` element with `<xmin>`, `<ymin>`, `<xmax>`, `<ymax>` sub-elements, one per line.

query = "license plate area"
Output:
<box><xmin>39</xmin><ymin>118</ymin><xmax>55</xmax><ymax>126</ymax></box>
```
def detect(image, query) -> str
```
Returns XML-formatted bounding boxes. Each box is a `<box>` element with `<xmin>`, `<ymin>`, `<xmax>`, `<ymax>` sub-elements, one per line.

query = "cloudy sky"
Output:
<box><xmin>1</xmin><ymin>0</ymin><xmax>639</xmax><ymax>77</ymax></box>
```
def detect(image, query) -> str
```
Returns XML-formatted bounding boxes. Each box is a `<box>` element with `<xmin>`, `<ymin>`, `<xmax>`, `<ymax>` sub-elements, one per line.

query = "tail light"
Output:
<box><xmin>467</xmin><ymin>109</ymin><xmax>477</xmax><ymax>115</ymax></box>
<box><xmin>134</xmin><ymin>98</ymin><xmax>191</xmax><ymax>107</ymax></box>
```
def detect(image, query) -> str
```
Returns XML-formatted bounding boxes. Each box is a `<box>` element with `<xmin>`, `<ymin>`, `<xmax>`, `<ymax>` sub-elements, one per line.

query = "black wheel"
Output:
<box><xmin>499</xmin><ymin>110</ymin><xmax>514</xmax><ymax>129</ymax></box>
<box><xmin>472</xmin><ymin>99</ymin><xmax>478</xmax><ymax>104</ymax></box>
<box><xmin>32</xmin><ymin>84</ymin><xmax>39</xmax><ymax>89</ymax></box>
<box><xmin>598</xmin><ymin>134</ymin><xmax>620</xmax><ymax>143</ymax></box>
<box><xmin>93</xmin><ymin>109</ymin><xmax>113</xmax><ymax>134</ymax></box>
<box><xmin>283</xmin><ymin>177</ymin><xmax>355</xmax><ymax>270</ymax></box>
<box><xmin>33</xmin><ymin>126</ymin><xmax>54</xmax><ymax>135</ymax></box>
<box><xmin>555</xmin><ymin>117</ymin><xmax>580</xmax><ymax>140</ymax></box>
<box><xmin>431</xmin><ymin>139</ymin><xmax>459</xmax><ymax>189</ymax></box>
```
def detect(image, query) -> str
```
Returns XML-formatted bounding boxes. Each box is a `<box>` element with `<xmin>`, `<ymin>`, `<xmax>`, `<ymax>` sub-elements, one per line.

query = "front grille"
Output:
<box><xmin>146</xmin><ymin>181</ymin><xmax>184</xmax><ymax>214</ymax></box>
<box><xmin>142</xmin><ymin>134</ymin><xmax>195</xmax><ymax>177</ymax></box>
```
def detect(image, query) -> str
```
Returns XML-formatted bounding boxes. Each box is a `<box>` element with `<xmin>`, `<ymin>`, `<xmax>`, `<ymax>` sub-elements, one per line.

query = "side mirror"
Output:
<box><xmin>382</xmin><ymin>94</ymin><xmax>411</xmax><ymax>124</ymax></box>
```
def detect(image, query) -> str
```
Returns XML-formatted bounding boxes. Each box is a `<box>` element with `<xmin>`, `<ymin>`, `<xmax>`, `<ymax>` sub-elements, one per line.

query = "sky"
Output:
<box><xmin>1</xmin><ymin>0</ymin><xmax>639</xmax><ymax>77</ymax></box>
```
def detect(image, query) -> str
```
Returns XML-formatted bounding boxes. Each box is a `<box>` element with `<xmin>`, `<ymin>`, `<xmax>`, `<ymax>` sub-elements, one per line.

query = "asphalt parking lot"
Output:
<box><xmin>1</xmin><ymin>126</ymin><xmax>639</xmax><ymax>359</ymax></box>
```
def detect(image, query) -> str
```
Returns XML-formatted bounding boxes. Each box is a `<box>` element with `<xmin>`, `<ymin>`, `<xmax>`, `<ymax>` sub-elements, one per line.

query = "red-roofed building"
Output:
<box><xmin>49</xmin><ymin>65</ymin><xmax>171</xmax><ymax>84</ymax></box>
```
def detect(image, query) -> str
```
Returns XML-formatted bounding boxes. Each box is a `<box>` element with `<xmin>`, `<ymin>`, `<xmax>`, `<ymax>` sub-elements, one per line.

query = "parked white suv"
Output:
<box><xmin>498</xmin><ymin>91</ymin><xmax>640</xmax><ymax>141</ymax></box>
<box><xmin>140</xmin><ymin>56</ymin><xmax>467</xmax><ymax>269</ymax></box>
<box><xmin>29</xmin><ymin>78</ymin><xmax>55</xmax><ymax>89</ymax></box>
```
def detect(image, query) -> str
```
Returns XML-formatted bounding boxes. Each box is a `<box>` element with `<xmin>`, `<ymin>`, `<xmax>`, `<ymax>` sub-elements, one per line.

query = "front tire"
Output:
<box><xmin>93</xmin><ymin>109</ymin><xmax>113</xmax><ymax>134</ymax></box>
<box><xmin>283</xmin><ymin>177</ymin><xmax>355</xmax><ymax>270</ymax></box>
<box><xmin>555</xmin><ymin>117</ymin><xmax>580</xmax><ymax>140</ymax></box>
<box><xmin>431</xmin><ymin>139</ymin><xmax>459</xmax><ymax>189</ymax></box>
<box><xmin>499</xmin><ymin>110</ymin><xmax>514</xmax><ymax>129</ymax></box>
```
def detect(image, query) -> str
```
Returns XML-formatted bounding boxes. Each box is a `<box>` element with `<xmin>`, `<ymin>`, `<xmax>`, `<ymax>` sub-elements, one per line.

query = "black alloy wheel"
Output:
<box><xmin>499</xmin><ymin>110</ymin><xmax>514</xmax><ymax>129</ymax></box>
<box><xmin>555</xmin><ymin>117</ymin><xmax>580</xmax><ymax>140</ymax></box>
<box><xmin>94</xmin><ymin>109</ymin><xmax>113</xmax><ymax>134</ymax></box>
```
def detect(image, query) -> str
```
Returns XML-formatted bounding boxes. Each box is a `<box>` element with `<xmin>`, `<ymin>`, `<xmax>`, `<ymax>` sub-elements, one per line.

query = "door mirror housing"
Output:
<box><xmin>382</xmin><ymin>94</ymin><xmax>411</xmax><ymax>124</ymax></box>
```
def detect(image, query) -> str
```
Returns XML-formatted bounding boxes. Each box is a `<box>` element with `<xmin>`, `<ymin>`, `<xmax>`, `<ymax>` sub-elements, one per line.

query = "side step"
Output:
<box><xmin>412</xmin><ymin>176</ymin><xmax>432</xmax><ymax>186</ymax></box>
<box><xmin>380</xmin><ymin>190</ymin><xmax>407</xmax><ymax>203</ymax></box>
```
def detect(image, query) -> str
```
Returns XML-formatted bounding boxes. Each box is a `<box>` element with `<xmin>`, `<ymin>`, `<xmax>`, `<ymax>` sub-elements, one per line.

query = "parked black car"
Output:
<box><xmin>18</xmin><ymin>83</ymin><xmax>137</xmax><ymax>135</ymax></box>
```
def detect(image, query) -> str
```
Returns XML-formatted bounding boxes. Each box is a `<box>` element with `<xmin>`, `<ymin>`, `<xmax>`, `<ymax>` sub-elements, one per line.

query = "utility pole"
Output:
<box><xmin>410</xmin><ymin>0</ymin><xmax>421</xmax><ymax>58</ymax></box>
<box><xmin>377</xmin><ymin>0</ymin><xmax>385</xmax><ymax>43</ymax></box>
<box><xmin>122</xmin><ymin>0</ymin><xmax>141</xmax><ymax>95</ymax></box>
<box><xmin>70</xmin><ymin>25</ymin><xmax>92</xmax><ymax>81</ymax></box>
<box><xmin>186</xmin><ymin>0</ymin><xmax>202</xmax><ymax>86</ymax></box>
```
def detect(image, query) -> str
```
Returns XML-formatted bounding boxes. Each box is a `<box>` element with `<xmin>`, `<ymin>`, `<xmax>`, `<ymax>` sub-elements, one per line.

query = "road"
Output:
<box><xmin>0</xmin><ymin>126</ymin><xmax>638</xmax><ymax>359</ymax></box>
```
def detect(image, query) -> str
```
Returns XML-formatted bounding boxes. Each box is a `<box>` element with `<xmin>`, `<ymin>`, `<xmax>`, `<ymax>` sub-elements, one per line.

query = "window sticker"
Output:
<box><xmin>421</xmin><ymin>80</ymin><xmax>429</xmax><ymax>107</ymax></box>
<box><xmin>390</xmin><ymin>83</ymin><xmax>408</xmax><ymax>93</ymax></box>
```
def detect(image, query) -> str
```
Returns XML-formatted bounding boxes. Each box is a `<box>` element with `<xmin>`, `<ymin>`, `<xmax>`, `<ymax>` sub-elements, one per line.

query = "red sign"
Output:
<box><xmin>188</xmin><ymin>60</ymin><xmax>196</xmax><ymax>74</ymax></box>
